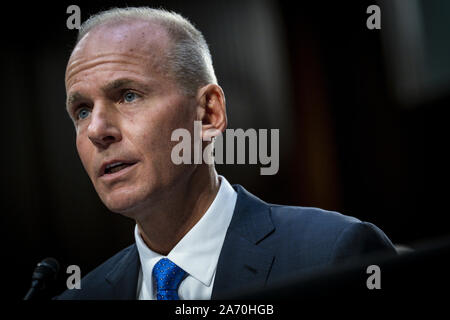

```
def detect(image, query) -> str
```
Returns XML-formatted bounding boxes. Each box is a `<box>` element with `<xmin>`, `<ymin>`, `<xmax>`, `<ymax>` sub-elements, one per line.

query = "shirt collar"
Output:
<box><xmin>134</xmin><ymin>175</ymin><xmax>237</xmax><ymax>287</ymax></box>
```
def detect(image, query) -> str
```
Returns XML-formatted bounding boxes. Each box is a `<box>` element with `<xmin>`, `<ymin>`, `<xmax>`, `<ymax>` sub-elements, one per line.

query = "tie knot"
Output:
<box><xmin>152</xmin><ymin>258</ymin><xmax>186</xmax><ymax>300</ymax></box>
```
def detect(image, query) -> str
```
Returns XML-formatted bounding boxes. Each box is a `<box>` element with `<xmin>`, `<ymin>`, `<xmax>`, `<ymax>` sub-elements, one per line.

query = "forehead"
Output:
<box><xmin>65</xmin><ymin>20</ymin><xmax>170</xmax><ymax>88</ymax></box>
<box><xmin>77</xmin><ymin>20</ymin><xmax>169</xmax><ymax>55</ymax></box>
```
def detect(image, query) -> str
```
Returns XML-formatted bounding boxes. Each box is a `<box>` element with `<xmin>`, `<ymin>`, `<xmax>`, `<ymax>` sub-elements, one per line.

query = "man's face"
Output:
<box><xmin>65</xmin><ymin>21</ymin><xmax>197</xmax><ymax>216</ymax></box>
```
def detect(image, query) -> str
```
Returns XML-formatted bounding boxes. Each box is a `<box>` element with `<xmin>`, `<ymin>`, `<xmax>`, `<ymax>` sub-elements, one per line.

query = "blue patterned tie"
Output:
<box><xmin>153</xmin><ymin>258</ymin><xmax>186</xmax><ymax>300</ymax></box>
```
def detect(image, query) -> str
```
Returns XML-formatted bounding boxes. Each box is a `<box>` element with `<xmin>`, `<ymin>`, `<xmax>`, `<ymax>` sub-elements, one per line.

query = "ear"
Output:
<box><xmin>196</xmin><ymin>84</ymin><xmax>227</xmax><ymax>141</ymax></box>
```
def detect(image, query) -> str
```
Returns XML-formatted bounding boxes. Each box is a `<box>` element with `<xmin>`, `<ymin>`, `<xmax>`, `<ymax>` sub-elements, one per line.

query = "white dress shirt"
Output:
<box><xmin>134</xmin><ymin>175</ymin><xmax>237</xmax><ymax>300</ymax></box>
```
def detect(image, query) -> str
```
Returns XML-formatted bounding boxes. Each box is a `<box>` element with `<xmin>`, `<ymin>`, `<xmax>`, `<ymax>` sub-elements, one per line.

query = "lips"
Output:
<box><xmin>99</xmin><ymin>160</ymin><xmax>138</xmax><ymax>177</ymax></box>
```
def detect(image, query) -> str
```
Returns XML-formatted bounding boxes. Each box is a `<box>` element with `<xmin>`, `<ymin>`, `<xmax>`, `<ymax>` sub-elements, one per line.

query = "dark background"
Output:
<box><xmin>1</xmin><ymin>0</ymin><xmax>449</xmax><ymax>300</ymax></box>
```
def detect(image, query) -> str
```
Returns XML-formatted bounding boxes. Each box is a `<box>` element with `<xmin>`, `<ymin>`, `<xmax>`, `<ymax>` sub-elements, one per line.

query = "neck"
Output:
<box><xmin>135</xmin><ymin>165</ymin><xmax>220</xmax><ymax>255</ymax></box>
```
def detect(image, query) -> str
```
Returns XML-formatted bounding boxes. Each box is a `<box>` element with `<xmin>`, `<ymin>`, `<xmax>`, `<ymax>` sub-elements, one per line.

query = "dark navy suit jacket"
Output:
<box><xmin>55</xmin><ymin>184</ymin><xmax>396</xmax><ymax>300</ymax></box>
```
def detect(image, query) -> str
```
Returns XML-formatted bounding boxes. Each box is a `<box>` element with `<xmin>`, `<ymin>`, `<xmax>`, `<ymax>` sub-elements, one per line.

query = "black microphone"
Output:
<box><xmin>24</xmin><ymin>257</ymin><xmax>60</xmax><ymax>300</ymax></box>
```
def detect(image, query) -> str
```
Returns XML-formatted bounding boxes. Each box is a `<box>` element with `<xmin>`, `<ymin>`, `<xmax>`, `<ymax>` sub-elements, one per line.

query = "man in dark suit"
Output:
<box><xmin>57</xmin><ymin>7</ymin><xmax>396</xmax><ymax>300</ymax></box>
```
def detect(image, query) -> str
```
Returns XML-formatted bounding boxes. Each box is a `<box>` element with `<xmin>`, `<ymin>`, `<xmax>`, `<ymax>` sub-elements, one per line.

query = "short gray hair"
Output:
<box><xmin>76</xmin><ymin>7</ymin><xmax>217</xmax><ymax>96</ymax></box>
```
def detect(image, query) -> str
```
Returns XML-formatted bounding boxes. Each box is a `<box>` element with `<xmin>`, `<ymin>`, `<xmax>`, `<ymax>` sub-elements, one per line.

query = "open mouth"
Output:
<box><xmin>103</xmin><ymin>162</ymin><xmax>137</xmax><ymax>175</ymax></box>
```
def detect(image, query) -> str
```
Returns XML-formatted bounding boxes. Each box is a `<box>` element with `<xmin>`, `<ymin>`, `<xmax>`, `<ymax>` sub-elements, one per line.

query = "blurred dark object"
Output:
<box><xmin>23</xmin><ymin>258</ymin><xmax>60</xmax><ymax>300</ymax></box>
<box><xmin>230</xmin><ymin>235</ymin><xmax>450</xmax><ymax>304</ymax></box>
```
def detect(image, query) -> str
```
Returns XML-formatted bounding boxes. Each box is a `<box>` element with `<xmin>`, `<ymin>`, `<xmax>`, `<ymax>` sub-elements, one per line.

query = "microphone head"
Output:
<box><xmin>32</xmin><ymin>257</ymin><xmax>60</xmax><ymax>282</ymax></box>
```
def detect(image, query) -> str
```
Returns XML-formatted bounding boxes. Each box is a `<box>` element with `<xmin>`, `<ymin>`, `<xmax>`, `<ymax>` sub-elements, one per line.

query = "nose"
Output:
<box><xmin>87</xmin><ymin>103</ymin><xmax>122</xmax><ymax>149</ymax></box>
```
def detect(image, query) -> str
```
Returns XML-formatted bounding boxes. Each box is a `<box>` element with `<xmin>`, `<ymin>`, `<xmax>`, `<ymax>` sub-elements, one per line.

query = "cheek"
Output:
<box><xmin>132</xmin><ymin>114</ymin><xmax>173</xmax><ymax>148</ymax></box>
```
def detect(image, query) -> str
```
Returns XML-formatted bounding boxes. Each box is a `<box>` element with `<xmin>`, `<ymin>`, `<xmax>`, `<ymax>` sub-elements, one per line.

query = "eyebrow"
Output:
<box><xmin>101</xmin><ymin>78</ymin><xmax>151</xmax><ymax>93</ymax></box>
<box><xmin>66</xmin><ymin>78</ymin><xmax>151</xmax><ymax>112</ymax></box>
<box><xmin>66</xmin><ymin>92</ymin><xmax>86</xmax><ymax>112</ymax></box>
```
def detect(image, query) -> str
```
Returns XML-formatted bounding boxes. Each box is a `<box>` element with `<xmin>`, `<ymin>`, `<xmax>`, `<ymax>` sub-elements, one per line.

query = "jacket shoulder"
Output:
<box><xmin>269</xmin><ymin>204</ymin><xmax>361</xmax><ymax>234</ymax></box>
<box><xmin>267</xmin><ymin>205</ymin><xmax>396</xmax><ymax>266</ymax></box>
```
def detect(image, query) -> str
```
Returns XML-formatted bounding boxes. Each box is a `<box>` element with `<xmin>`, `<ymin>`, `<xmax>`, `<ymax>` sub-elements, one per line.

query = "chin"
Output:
<box><xmin>100</xmin><ymin>186</ymin><xmax>159</xmax><ymax>218</ymax></box>
<box><xmin>96</xmin><ymin>179</ymin><xmax>172</xmax><ymax>217</ymax></box>
<box><xmin>99</xmin><ymin>191</ymin><xmax>143</xmax><ymax>217</ymax></box>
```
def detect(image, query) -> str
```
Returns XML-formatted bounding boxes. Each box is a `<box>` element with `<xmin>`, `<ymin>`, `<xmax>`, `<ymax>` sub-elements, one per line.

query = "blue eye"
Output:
<box><xmin>77</xmin><ymin>108</ymin><xmax>90</xmax><ymax>120</ymax></box>
<box><xmin>124</xmin><ymin>91</ymin><xmax>138</xmax><ymax>103</ymax></box>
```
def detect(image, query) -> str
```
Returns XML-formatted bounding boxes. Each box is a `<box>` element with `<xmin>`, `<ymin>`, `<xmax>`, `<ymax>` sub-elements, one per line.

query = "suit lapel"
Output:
<box><xmin>104</xmin><ymin>244</ymin><xmax>140</xmax><ymax>300</ymax></box>
<box><xmin>212</xmin><ymin>185</ymin><xmax>275</xmax><ymax>299</ymax></box>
